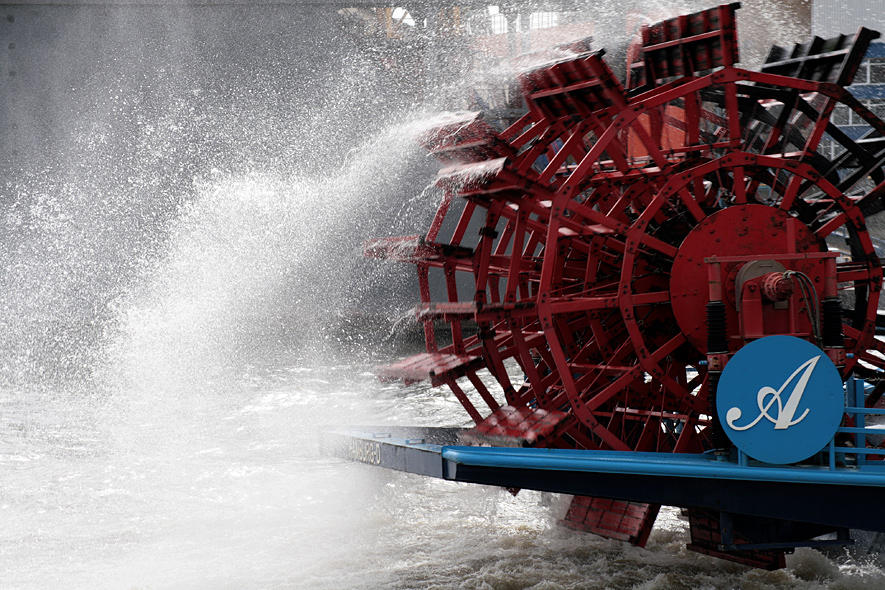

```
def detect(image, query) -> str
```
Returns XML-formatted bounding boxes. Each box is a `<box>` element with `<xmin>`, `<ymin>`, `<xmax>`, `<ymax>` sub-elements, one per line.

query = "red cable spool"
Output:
<box><xmin>368</xmin><ymin>3</ymin><xmax>885</xmax><ymax>568</ymax></box>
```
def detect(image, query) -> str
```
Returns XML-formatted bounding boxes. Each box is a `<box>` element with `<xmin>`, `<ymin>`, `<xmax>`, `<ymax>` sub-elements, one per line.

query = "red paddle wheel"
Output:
<box><xmin>368</xmin><ymin>3</ymin><xmax>885</xmax><ymax>567</ymax></box>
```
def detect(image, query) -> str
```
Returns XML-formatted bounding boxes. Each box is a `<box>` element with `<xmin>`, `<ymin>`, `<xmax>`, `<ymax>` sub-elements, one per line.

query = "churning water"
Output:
<box><xmin>6</xmin><ymin>321</ymin><xmax>885</xmax><ymax>589</ymax></box>
<box><xmin>3</xmin><ymin>2</ymin><xmax>885</xmax><ymax>589</ymax></box>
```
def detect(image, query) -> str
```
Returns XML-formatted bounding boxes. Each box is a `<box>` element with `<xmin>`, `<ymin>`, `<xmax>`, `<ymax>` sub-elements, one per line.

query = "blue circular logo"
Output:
<box><xmin>717</xmin><ymin>335</ymin><xmax>844</xmax><ymax>464</ymax></box>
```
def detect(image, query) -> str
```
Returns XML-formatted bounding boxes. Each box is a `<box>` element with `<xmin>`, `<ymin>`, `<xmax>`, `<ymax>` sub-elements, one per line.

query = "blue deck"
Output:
<box><xmin>322</xmin><ymin>425</ymin><xmax>885</xmax><ymax>534</ymax></box>
<box><xmin>442</xmin><ymin>446</ymin><xmax>885</xmax><ymax>487</ymax></box>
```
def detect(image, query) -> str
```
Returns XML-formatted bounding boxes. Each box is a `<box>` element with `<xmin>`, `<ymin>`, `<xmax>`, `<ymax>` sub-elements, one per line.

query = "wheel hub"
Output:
<box><xmin>670</xmin><ymin>204</ymin><xmax>826</xmax><ymax>353</ymax></box>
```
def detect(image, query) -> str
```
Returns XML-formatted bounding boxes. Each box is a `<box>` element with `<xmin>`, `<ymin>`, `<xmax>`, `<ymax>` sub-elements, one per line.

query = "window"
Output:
<box><xmin>831</xmin><ymin>104</ymin><xmax>850</xmax><ymax>126</ymax></box>
<box><xmin>855</xmin><ymin>62</ymin><xmax>870</xmax><ymax>84</ymax></box>
<box><xmin>488</xmin><ymin>6</ymin><xmax>508</xmax><ymax>34</ymax></box>
<box><xmin>391</xmin><ymin>7</ymin><xmax>415</xmax><ymax>27</ymax></box>
<box><xmin>869</xmin><ymin>60</ymin><xmax>885</xmax><ymax>84</ymax></box>
<box><xmin>870</xmin><ymin>102</ymin><xmax>885</xmax><ymax>120</ymax></box>
<box><xmin>530</xmin><ymin>11</ymin><xmax>558</xmax><ymax>30</ymax></box>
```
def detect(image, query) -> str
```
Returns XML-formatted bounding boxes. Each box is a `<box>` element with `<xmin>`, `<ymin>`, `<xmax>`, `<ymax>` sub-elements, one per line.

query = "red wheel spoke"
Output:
<box><xmin>631</xmin><ymin>290</ymin><xmax>671</xmax><ymax>307</ymax></box>
<box><xmin>549</xmin><ymin>295</ymin><xmax>619</xmax><ymax>314</ymax></box>
<box><xmin>837</xmin><ymin>264</ymin><xmax>874</xmax><ymax>284</ymax></box>
<box><xmin>731</xmin><ymin>165</ymin><xmax>748</xmax><ymax>204</ymax></box>
<box><xmin>814</xmin><ymin>211</ymin><xmax>849</xmax><ymax>240</ymax></box>
<box><xmin>678</xmin><ymin>187</ymin><xmax>707</xmax><ymax>223</ymax></box>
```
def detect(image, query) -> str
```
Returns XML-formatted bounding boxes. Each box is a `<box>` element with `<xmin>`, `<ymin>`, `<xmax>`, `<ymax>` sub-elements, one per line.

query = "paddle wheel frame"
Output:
<box><xmin>366</xmin><ymin>3</ymin><xmax>885</xmax><ymax>568</ymax></box>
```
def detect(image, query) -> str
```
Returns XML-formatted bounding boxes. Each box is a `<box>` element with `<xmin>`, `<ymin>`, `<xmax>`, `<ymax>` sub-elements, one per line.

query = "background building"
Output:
<box><xmin>812</xmin><ymin>0</ymin><xmax>885</xmax><ymax>158</ymax></box>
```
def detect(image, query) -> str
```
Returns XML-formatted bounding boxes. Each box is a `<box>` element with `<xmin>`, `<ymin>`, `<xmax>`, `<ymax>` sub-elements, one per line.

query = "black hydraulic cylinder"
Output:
<box><xmin>706</xmin><ymin>300</ymin><xmax>731</xmax><ymax>450</ymax></box>
<box><xmin>822</xmin><ymin>297</ymin><xmax>845</xmax><ymax>349</ymax></box>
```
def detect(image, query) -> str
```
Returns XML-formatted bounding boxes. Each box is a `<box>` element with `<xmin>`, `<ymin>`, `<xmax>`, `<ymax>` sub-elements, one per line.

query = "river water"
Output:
<box><xmin>4</xmin><ymin>338</ymin><xmax>885</xmax><ymax>589</ymax></box>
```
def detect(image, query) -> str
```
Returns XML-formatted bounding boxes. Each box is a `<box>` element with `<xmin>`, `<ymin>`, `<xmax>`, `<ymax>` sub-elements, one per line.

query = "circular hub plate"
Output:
<box><xmin>669</xmin><ymin>204</ymin><xmax>823</xmax><ymax>353</ymax></box>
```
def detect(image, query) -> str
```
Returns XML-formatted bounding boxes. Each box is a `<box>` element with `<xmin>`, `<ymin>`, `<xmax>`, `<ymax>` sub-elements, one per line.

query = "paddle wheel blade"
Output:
<box><xmin>460</xmin><ymin>405</ymin><xmax>574</xmax><ymax>447</ymax></box>
<box><xmin>563</xmin><ymin>497</ymin><xmax>659</xmax><ymax>548</ymax></box>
